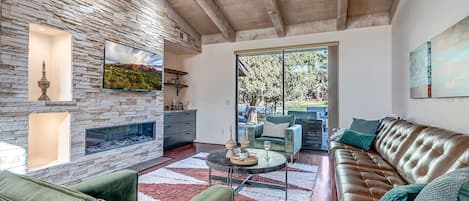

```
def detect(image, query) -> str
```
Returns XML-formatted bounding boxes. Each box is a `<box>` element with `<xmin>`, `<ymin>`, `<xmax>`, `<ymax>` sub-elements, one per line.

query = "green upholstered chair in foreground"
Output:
<box><xmin>0</xmin><ymin>170</ymin><xmax>138</xmax><ymax>201</ymax></box>
<box><xmin>0</xmin><ymin>170</ymin><xmax>235</xmax><ymax>201</ymax></box>
<box><xmin>190</xmin><ymin>185</ymin><xmax>234</xmax><ymax>201</ymax></box>
<box><xmin>247</xmin><ymin>115</ymin><xmax>302</xmax><ymax>161</ymax></box>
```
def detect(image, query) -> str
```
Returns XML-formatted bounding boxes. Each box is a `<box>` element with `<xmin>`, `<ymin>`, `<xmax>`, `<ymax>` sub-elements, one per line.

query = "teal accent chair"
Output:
<box><xmin>247</xmin><ymin>115</ymin><xmax>302</xmax><ymax>161</ymax></box>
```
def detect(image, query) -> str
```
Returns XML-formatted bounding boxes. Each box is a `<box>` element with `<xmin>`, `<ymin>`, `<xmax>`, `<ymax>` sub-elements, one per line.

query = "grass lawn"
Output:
<box><xmin>285</xmin><ymin>101</ymin><xmax>328</xmax><ymax>111</ymax></box>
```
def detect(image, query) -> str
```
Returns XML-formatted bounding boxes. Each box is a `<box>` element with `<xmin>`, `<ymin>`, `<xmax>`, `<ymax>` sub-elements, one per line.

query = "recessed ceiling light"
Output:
<box><xmin>39</xmin><ymin>28</ymin><xmax>46</xmax><ymax>32</ymax></box>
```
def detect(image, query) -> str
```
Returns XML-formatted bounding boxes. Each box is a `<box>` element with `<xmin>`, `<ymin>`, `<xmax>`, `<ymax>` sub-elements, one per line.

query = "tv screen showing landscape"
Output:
<box><xmin>104</xmin><ymin>41</ymin><xmax>163</xmax><ymax>91</ymax></box>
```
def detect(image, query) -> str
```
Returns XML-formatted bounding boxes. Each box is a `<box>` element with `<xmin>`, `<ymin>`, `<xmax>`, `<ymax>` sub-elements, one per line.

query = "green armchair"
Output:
<box><xmin>247</xmin><ymin>115</ymin><xmax>302</xmax><ymax>161</ymax></box>
<box><xmin>0</xmin><ymin>169</ymin><xmax>138</xmax><ymax>201</ymax></box>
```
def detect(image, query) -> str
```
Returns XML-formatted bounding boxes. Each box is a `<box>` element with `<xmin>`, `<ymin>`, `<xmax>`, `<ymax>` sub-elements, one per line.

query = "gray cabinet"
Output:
<box><xmin>164</xmin><ymin>110</ymin><xmax>196</xmax><ymax>150</ymax></box>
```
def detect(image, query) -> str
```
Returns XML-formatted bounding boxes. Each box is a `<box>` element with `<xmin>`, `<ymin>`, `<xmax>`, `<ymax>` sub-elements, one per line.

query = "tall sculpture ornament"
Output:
<box><xmin>37</xmin><ymin>61</ymin><xmax>51</xmax><ymax>101</ymax></box>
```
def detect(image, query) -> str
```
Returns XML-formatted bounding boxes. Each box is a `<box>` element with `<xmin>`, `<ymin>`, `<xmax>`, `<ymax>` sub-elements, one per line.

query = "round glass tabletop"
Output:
<box><xmin>206</xmin><ymin>148</ymin><xmax>287</xmax><ymax>174</ymax></box>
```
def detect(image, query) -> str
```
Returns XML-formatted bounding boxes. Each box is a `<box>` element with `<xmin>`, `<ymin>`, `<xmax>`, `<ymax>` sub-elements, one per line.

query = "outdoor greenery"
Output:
<box><xmin>238</xmin><ymin>49</ymin><xmax>328</xmax><ymax>113</ymax></box>
<box><xmin>104</xmin><ymin>64</ymin><xmax>162</xmax><ymax>90</ymax></box>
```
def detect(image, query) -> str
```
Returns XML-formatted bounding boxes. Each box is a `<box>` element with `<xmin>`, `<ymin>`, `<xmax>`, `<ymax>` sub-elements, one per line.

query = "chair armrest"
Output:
<box><xmin>190</xmin><ymin>185</ymin><xmax>234</xmax><ymax>201</ymax></box>
<box><xmin>69</xmin><ymin>169</ymin><xmax>138</xmax><ymax>201</ymax></box>
<box><xmin>247</xmin><ymin>124</ymin><xmax>263</xmax><ymax>146</ymax></box>
<box><xmin>284</xmin><ymin>124</ymin><xmax>302</xmax><ymax>154</ymax></box>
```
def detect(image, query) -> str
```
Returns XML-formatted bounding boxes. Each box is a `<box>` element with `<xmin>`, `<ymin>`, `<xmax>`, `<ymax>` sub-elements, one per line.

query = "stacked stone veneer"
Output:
<box><xmin>0</xmin><ymin>0</ymin><xmax>201</xmax><ymax>184</ymax></box>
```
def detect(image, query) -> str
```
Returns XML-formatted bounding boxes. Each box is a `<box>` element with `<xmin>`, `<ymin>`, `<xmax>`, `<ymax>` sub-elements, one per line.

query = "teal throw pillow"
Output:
<box><xmin>350</xmin><ymin>118</ymin><xmax>380</xmax><ymax>134</ymax></box>
<box><xmin>380</xmin><ymin>184</ymin><xmax>426</xmax><ymax>201</ymax></box>
<box><xmin>266</xmin><ymin>115</ymin><xmax>295</xmax><ymax>127</ymax></box>
<box><xmin>414</xmin><ymin>167</ymin><xmax>469</xmax><ymax>201</ymax></box>
<box><xmin>339</xmin><ymin>129</ymin><xmax>376</xmax><ymax>150</ymax></box>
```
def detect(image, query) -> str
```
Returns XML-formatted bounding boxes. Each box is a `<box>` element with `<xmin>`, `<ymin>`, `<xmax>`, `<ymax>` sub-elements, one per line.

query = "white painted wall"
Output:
<box><xmin>392</xmin><ymin>0</ymin><xmax>469</xmax><ymax>133</ymax></box>
<box><xmin>183</xmin><ymin>26</ymin><xmax>392</xmax><ymax>144</ymax></box>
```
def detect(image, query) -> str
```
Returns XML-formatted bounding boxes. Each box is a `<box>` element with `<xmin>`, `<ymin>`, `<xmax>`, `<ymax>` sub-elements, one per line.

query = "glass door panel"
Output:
<box><xmin>237</xmin><ymin>51</ymin><xmax>283</xmax><ymax>141</ymax></box>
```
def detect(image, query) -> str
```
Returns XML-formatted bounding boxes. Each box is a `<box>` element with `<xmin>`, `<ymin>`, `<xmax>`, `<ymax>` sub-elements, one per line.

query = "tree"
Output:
<box><xmin>238</xmin><ymin>49</ymin><xmax>328</xmax><ymax>110</ymax></box>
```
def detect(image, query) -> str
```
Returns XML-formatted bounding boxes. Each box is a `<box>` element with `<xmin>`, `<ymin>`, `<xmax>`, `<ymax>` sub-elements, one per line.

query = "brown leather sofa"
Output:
<box><xmin>329</xmin><ymin>117</ymin><xmax>469</xmax><ymax>201</ymax></box>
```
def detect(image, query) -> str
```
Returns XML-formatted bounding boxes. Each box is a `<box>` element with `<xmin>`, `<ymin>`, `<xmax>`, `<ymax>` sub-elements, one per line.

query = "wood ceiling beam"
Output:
<box><xmin>263</xmin><ymin>0</ymin><xmax>285</xmax><ymax>37</ymax></box>
<box><xmin>390</xmin><ymin>0</ymin><xmax>400</xmax><ymax>23</ymax></box>
<box><xmin>337</xmin><ymin>0</ymin><xmax>348</xmax><ymax>30</ymax></box>
<box><xmin>195</xmin><ymin>0</ymin><xmax>235</xmax><ymax>41</ymax></box>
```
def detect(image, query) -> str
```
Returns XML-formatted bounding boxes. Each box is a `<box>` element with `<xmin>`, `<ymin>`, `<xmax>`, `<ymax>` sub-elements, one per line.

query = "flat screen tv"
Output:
<box><xmin>103</xmin><ymin>41</ymin><xmax>163</xmax><ymax>91</ymax></box>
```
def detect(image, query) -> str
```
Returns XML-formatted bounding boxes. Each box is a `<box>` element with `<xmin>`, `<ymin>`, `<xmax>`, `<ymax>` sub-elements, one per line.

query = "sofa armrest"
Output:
<box><xmin>69</xmin><ymin>169</ymin><xmax>138</xmax><ymax>201</ymax></box>
<box><xmin>190</xmin><ymin>185</ymin><xmax>234</xmax><ymax>201</ymax></box>
<box><xmin>328</xmin><ymin>128</ymin><xmax>346</xmax><ymax>143</ymax></box>
<box><xmin>284</xmin><ymin>124</ymin><xmax>302</xmax><ymax>154</ymax></box>
<box><xmin>247</xmin><ymin>124</ymin><xmax>263</xmax><ymax>146</ymax></box>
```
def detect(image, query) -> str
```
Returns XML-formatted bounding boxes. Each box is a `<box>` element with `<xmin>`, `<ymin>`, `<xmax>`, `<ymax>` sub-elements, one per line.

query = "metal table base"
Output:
<box><xmin>208</xmin><ymin>163</ymin><xmax>288</xmax><ymax>200</ymax></box>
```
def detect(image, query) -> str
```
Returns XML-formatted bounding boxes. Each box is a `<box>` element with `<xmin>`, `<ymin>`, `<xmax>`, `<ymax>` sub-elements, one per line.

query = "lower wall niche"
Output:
<box><xmin>28</xmin><ymin>112</ymin><xmax>71</xmax><ymax>171</ymax></box>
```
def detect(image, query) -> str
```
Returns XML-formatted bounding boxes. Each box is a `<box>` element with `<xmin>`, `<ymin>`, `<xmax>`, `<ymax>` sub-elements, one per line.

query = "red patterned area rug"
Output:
<box><xmin>138</xmin><ymin>152</ymin><xmax>319</xmax><ymax>201</ymax></box>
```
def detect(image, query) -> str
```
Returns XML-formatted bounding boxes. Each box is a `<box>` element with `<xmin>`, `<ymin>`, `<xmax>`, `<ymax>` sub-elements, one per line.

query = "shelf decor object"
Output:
<box><xmin>37</xmin><ymin>61</ymin><xmax>51</xmax><ymax>101</ymax></box>
<box><xmin>410</xmin><ymin>42</ymin><xmax>432</xmax><ymax>99</ymax></box>
<box><xmin>225</xmin><ymin>125</ymin><xmax>236</xmax><ymax>159</ymax></box>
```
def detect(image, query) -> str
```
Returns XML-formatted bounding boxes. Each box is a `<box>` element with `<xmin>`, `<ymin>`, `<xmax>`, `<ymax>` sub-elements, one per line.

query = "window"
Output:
<box><xmin>236</xmin><ymin>46</ymin><xmax>333</xmax><ymax>149</ymax></box>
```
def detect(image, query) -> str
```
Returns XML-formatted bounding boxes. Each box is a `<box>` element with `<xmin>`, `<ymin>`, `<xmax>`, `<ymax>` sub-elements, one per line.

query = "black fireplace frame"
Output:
<box><xmin>85</xmin><ymin>121</ymin><xmax>156</xmax><ymax>155</ymax></box>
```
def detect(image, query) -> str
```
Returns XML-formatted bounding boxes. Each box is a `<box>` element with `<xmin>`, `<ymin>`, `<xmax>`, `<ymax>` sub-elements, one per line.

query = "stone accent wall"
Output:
<box><xmin>0</xmin><ymin>0</ymin><xmax>200</xmax><ymax>184</ymax></box>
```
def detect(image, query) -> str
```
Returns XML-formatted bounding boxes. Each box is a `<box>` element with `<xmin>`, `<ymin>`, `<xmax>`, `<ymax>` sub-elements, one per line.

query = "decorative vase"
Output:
<box><xmin>241</xmin><ymin>128</ymin><xmax>249</xmax><ymax>149</ymax></box>
<box><xmin>225</xmin><ymin>125</ymin><xmax>236</xmax><ymax>159</ymax></box>
<box><xmin>37</xmin><ymin>61</ymin><xmax>51</xmax><ymax>101</ymax></box>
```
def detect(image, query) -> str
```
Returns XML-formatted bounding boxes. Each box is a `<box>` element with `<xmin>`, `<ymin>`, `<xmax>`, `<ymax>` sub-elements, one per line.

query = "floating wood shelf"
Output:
<box><xmin>164</xmin><ymin>68</ymin><xmax>188</xmax><ymax>75</ymax></box>
<box><xmin>164</xmin><ymin>83</ymin><xmax>188</xmax><ymax>88</ymax></box>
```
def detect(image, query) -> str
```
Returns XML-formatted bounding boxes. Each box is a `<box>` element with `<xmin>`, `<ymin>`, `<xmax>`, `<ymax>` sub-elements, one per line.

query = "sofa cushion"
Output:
<box><xmin>266</xmin><ymin>115</ymin><xmax>295</xmax><ymax>127</ymax></box>
<box><xmin>335</xmin><ymin>164</ymin><xmax>407</xmax><ymax>201</ymax></box>
<box><xmin>334</xmin><ymin>149</ymin><xmax>396</xmax><ymax>172</ymax></box>
<box><xmin>414</xmin><ymin>167</ymin><xmax>469</xmax><ymax>201</ymax></box>
<box><xmin>70</xmin><ymin>169</ymin><xmax>138</xmax><ymax>201</ymax></box>
<box><xmin>339</xmin><ymin>129</ymin><xmax>376</xmax><ymax>150</ymax></box>
<box><xmin>395</xmin><ymin>128</ymin><xmax>469</xmax><ymax>184</ymax></box>
<box><xmin>0</xmin><ymin>171</ymin><xmax>98</xmax><ymax>201</ymax></box>
<box><xmin>380</xmin><ymin>183</ymin><xmax>426</xmax><ymax>201</ymax></box>
<box><xmin>329</xmin><ymin>118</ymin><xmax>398</xmax><ymax>158</ymax></box>
<box><xmin>350</xmin><ymin>118</ymin><xmax>380</xmax><ymax>134</ymax></box>
<box><xmin>374</xmin><ymin>121</ymin><xmax>424</xmax><ymax>168</ymax></box>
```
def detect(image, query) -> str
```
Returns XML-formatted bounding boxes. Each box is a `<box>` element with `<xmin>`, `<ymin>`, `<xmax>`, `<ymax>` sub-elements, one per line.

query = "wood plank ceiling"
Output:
<box><xmin>167</xmin><ymin>0</ymin><xmax>398</xmax><ymax>44</ymax></box>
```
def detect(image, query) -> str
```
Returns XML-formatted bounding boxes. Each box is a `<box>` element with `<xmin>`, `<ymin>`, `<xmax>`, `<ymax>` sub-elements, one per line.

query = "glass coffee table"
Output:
<box><xmin>206</xmin><ymin>148</ymin><xmax>288</xmax><ymax>200</ymax></box>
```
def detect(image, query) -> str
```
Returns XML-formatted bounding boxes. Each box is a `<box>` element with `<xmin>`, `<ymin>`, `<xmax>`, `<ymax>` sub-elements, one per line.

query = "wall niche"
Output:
<box><xmin>28</xmin><ymin>23</ymin><xmax>72</xmax><ymax>102</ymax></box>
<box><xmin>28</xmin><ymin>112</ymin><xmax>71</xmax><ymax>171</ymax></box>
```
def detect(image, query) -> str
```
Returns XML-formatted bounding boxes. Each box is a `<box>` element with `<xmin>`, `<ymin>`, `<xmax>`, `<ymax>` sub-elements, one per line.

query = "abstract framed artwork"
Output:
<box><xmin>431</xmin><ymin>16</ymin><xmax>469</xmax><ymax>98</ymax></box>
<box><xmin>410</xmin><ymin>42</ymin><xmax>432</xmax><ymax>98</ymax></box>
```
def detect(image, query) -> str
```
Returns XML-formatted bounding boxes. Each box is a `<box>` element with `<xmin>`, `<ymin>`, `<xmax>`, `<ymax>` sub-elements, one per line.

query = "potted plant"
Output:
<box><xmin>239</xmin><ymin>147</ymin><xmax>249</xmax><ymax>161</ymax></box>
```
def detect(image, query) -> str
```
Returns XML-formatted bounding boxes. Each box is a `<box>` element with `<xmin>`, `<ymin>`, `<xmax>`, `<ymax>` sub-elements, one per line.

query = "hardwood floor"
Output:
<box><xmin>140</xmin><ymin>143</ymin><xmax>334</xmax><ymax>201</ymax></box>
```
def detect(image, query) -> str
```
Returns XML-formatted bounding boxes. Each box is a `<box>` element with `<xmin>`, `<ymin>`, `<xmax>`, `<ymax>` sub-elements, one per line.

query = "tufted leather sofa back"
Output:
<box><xmin>374</xmin><ymin>119</ymin><xmax>425</xmax><ymax>168</ymax></box>
<box><xmin>395</xmin><ymin>127</ymin><xmax>469</xmax><ymax>183</ymax></box>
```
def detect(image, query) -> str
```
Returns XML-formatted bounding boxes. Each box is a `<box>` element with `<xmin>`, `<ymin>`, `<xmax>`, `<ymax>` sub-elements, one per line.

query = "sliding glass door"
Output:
<box><xmin>236</xmin><ymin>47</ymin><xmax>330</xmax><ymax>150</ymax></box>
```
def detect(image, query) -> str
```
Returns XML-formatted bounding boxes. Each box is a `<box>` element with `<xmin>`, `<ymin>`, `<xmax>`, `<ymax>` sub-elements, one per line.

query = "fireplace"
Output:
<box><xmin>85</xmin><ymin>122</ymin><xmax>155</xmax><ymax>155</ymax></box>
